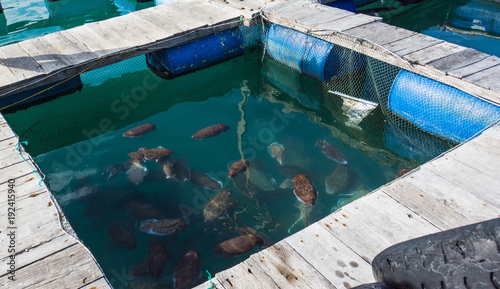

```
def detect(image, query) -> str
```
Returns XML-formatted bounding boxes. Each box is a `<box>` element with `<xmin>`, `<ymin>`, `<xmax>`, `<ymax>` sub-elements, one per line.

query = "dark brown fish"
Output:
<box><xmin>213</xmin><ymin>234</ymin><xmax>263</xmax><ymax>257</ymax></box>
<box><xmin>203</xmin><ymin>189</ymin><xmax>236</xmax><ymax>222</ymax></box>
<box><xmin>108</xmin><ymin>224</ymin><xmax>137</xmax><ymax>250</ymax></box>
<box><xmin>127</xmin><ymin>148</ymin><xmax>146</xmax><ymax>160</ymax></box>
<box><xmin>229</xmin><ymin>159</ymin><xmax>249</xmax><ymax>178</ymax></box>
<box><xmin>123</xmin><ymin>123</ymin><xmax>156</xmax><ymax>138</ymax></box>
<box><xmin>192</xmin><ymin>123</ymin><xmax>230</xmax><ymax>139</ymax></box>
<box><xmin>293</xmin><ymin>174</ymin><xmax>318</xmax><ymax>206</ymax></box>
<box><xmin>157</xmin><ymin>155</ymin><xmax>176</xmax><ymax>179</ymax></box>
<box><xmin>173</xmin><ymin>250</ymin><xmax>202</xmax><ymax>289</ymax></box>
<box><xmin>395</xmin><ymin>167</ymin><xmax>412</xmax><ymax>179</ymax></box>
<box><xmin>172</xmin><ymin>156</ymin><xmax>191</xmax><ymax>182</ymax></box>
<box><xmin>325</xmin><ymin>164</ymin><xmax>350</xmax><ymax>194</ymax></box>
<box><xmin>238</xmin><ymin>226</ymin><xmax>273</xmax><ymax>248</ymax></box>
<box><xmin>142</xmin><ymin>147</ymin><xmax>174</xmax><ymax>160</ymax></box>
<box><xmin>316</xmin><ymin>139</ymin><xmax>347</xmax><ymax>164</ymax></box>
<box><xmin>190</xmin><ymin>170</ymin><xmax>223</xmax><ymax>191</ymax></box>
<box><xmin>147</xmin><ymin>242</ymin><xmax>168</xmax><ymax>278</ymax></box>
<box><xmin>139</xmin><ymin>219</ymin><xmax>188</xmax><ymax>236</ymax></box>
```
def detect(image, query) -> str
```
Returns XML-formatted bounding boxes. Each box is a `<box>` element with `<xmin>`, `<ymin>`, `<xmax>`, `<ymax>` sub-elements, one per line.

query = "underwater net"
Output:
<box><xmin>2</xmin><ymin>12</ymin><xmax>499</xmax><ymax>289</ymax></box>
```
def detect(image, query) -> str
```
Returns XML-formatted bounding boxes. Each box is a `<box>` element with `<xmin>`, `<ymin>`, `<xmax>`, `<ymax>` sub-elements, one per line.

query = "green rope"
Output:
<box><xmin>14</xmin><ymin>141</ymin><xmax>44</xmax><ymax>186</ymax></box>
<box><xmin>206</xmin><ymin>270</ymin><xmax>216</xmax><ymax>289</ymax></box>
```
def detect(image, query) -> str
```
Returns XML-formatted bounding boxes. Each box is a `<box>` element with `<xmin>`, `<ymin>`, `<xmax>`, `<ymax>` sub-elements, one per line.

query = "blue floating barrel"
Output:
<box><xmin>388</xmin><ymin>70</ymin><xmax>500</xmax><ymax>143</ymax></box>
<box><xmin>146</xmin><ymin>27</ymin><xmax>244</xmax><ymax>79</ymax></box>
<box><xmin>263</xmin><ymin>24</ymin><xmax>365</xmax><ymax>82</ymax></box>
<box><xmin>0</xmin><ymin>76</ymin><xmax>83</xmax><ymax>112</ymax></box>
<box><xmin>449</xmin><ymin>0</ymin><xmax>500</xmax><ymax>36</ymax></box>
<box><xmin>323</xmin><ymin>0</ymin><xmax>356</xmax><ymax>12</ymax></box>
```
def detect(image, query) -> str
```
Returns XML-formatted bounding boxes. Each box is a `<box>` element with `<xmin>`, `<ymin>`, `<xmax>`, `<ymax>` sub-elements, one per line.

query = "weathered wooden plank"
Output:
<box><xmin>444</xmin><ymin>142</ymin><xmax>500</xmax><ymax>182</ymax></box>
<box><xmin>0</xmin><ymin>58</ymin><xmax>21</xmax><ymax>86</ymax></box>
<box><xmin>132</xmin><ymin>7</ymin><xmax>184</xmax><ymax>35</ymax></box>
<box><xmin>284</xmin><ymin>223</ymin><xmax>375</xmax><ymax>288</ymax></box>
<box><xmin>465</xmin><ymin>129</ymin><xmax>500</xmax><ymax>160</ymax></box>
<box><xmin>403</xmin><ymin>165</ymin><xmax>500</xmax><ymax>222</ymax></box>
<box><xmin>276</xmin><ymin>2</ymin><xmax>352</xmax><ymax>27</ymax></box>
<box><xmin>315</xmin><ymin>13</ymin><xmax>381</xmax><ymax>32</ymax></box>
<box><xmin>482</xmin><ymin>123</ymin><xmax>500</xmax><ymax>140</ymax></box>
<box><xmin>381</xmin><ymin>180</ymin><xmax>474</xmax><ymax>229</ymax></box>
<box><xmin>448</xmin><ymin>55</ymin><xmax>500</xmax><ymax>79</ymax></box>
<box><xmin>463</xmin><ymin>63</ymin><xmax>500</xmax><ymax>92</ymax></box>
<box><xmin>66</xmin><ymin>25</ymin><xmax>124</xmax><ymax>58</ymax></box>
<box><xmin>383</xmin><ymin>33</ymin><xmax>443</xmax><ymax>56</ymax></box>
<box><xmin>427</xmin><ymin>48</ymin><xmax>490</xmax><ymax>73</ymax></box>
<box><xmin>0</xmin><ymin>136</ymin><xmax>17</xmax><ymax>152</ymax></box>
<box><xmin>216</xmin><ymin>258</ymin><xmax>280</xmax><ymax>288</ymax></box>
<box><xmin>0</xmin><ymin>243</ymin><xmax>104</xmax><ymax>288</ymax></box>
<box><xmin>250</xmin><ymin>242</ymin><xmax>335</xmax><ymax>288</ymax></box>
<box><xmin>85</xmin><ymin>21</ymin><xmax>137</xmax><ymax>52</ymax></box>
<box><xmin>320</xmin><ymin>206</ymin><xmax>391</xmax><ymax>263</ymax></box>
<box><xmin>0</xmin><ymin>43</ymin><xmax>46</xmax><ymax>79</ymax></box>
<box><xmin>18</xmin><ymin>38</ymin><xmax>74</xmax><ymax>73</ymax></box>
<box><xmin>404</xmin><ymin>41</ymin><xmax>467</xmax><ymax>65</ymax></box>
<box><xmin>0</xmin><ymin>161</ymin><xmax>40</xmax><ymax>186</ymax></box>
<box><xmin>423</xmin><ymin>157</ymin><xmax>500</xmax><ymax>209</ymax></box>
<box><xmin>79</xmin><ymin>276</ymin><xmax>112</xmax><ymax>289</ymax></box>
<box><xmin>43</xmin><ymin>30</ymin><xmax>99</xmax><ymax>66</ymax></box>
<box><xmin>0</xmin><ymin>122</ymin><xmax>16</xmax><ymax>141</ymax></box>
<box><xmin>345</xmin><ymin>22</ymin><xmax>417</xmax><ymax>46</ymax></box>
<box><xmin>89</xmin><ymin>14</ymin><xmax>156</xmax><ymax>48</ymax></box>
<box><xmin>194</xmin><ymin>277</ymin><xmax>225</xmax><ymax>289</ymax></box>
<box><xmin>107</xmin><ymin>13</ymin><xmax>171</xmax><ymax>43</ymax></box>
<box><xmin>341</xmin><ymin>190</ymin><xmax>440</xmax><ymax>244</ymax></box>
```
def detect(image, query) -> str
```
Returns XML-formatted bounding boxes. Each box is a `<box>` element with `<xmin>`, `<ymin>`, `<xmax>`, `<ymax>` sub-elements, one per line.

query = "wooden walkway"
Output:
<box><xmin>192</xmin><ymin>1</ymin><xmax>500</xmax><ymax>288</ymax></box>
<box><xmin>0</xmin><ymin>113</ymin><xmax>111</xmax><ymax>288</ymax></box>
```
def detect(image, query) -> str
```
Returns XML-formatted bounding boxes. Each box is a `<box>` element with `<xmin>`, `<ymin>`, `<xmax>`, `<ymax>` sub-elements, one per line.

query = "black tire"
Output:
<box><xmin>350</xmin><ymin>282</ymin><xmax>395</xmax><ymax>289</ymax></box>
<box><xmin>372</xmin><ymin>218</ymin><xmax>500</xmax><ymax>289</ymax></box>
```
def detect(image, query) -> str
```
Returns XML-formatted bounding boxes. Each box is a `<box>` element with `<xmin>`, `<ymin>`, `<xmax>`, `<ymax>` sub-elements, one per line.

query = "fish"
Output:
<box><xmin>142</xmin><ymin>147</ymin><xmax>174</xmax><ymax>160</ymax></box>
<box><xmin>293</xmin><ymin>174</ymin><xmax>318</xmax><ymax>206</ymax></box>
<box><xmin>213</xmin><ymin>234</ymin><xmax>264</xmax><ymax>257</ymax></box>
<box><xmin>126</xmin><ymin>160</ymin><xmax>148</xmax><ymax>185</ymax></box>
<box><xmin>247</xmin><ymin>168</ymin><xmax>277</xmax><ymax>191</ymax></box>
<box><xmin>108</xmin><ymin>224</ymin><xmax>137</xmax><ymax>250</ymax></box>
<box><xmin>128</xmin><ymin>148</ymin><xmax>146</xmax><ymax>160</ymax></box>
<box><xmin>147</xmin><ymin>242</ymin><xmax>167</xmax><ymax>278</ymax></box>
<box><xmin>171</xmin><ymin>157</ymin><xmax>191</xmax><ymax>182</ymax></box>
<box><xmin>238</xmin><ymin>226</ymin><xmax>273</xmax><ymax>248</ymax></box>
<box><xmin>103</xmin><ymin>163</ymin><xmax>128</xmax><ymax>181</ymax></box>
<box><xmin>173</xmin><ymin>250</ymin><xmax>202</xmax><ymax>289</ymax></box>
<box><xmin>123</xmin><ymin>123</ymin><xmax>156</xmax><ymax>138</ymax></box>
<box><xmin>316</xmin><ymin>139</ymin><xmax>347</xmax><ymax>164</ymax></box>
<box><xmin>325</xmin><ymin>164</ymin><xmax>350</xmax><ymax>194</ymax></box>
<box><xmin>267</xmin><ymin>142</ymin><xmax>285</xmax><ymax>165</ymax></box>
<box><xmin>139</xmin><ymin>219</ymin><xmax>188</xmax><ymax>236</ymax></box>
<box><xmin>279</xmin><ymin>178</ymin><xmax>294</xmax><ymax>190</ymax></box>
<box><xmin>395</xmin><ymin>167</ymin><xmax>411</xmax><ymax>179</ymax></box>
<box><xmin>229</xmin><ymin>159</ymin><xmax>249</xmax><ymax>178</ymax></box>
<box><xmin>192</xmin><ymin>123</ymin><xmax>230</xmax><ymax>139</ymax></box>
<box><xmin>126</xmin><ymin>201</ymin><xmax>163</xmax><ymax>220</ymax></box>
<box><xmin>190</xmin><ymin>170</ymin><xmax>223</xmax><ymax>191</ymax></box>
<box><xmin>157</xmin><ymin>155</ymin><xmax>176</xmax><ymax>179</ymax></box>
<box><xmin>203</xmin><ymin>189</ymin><xmax>237</xmax><ymax>222</ymax></box>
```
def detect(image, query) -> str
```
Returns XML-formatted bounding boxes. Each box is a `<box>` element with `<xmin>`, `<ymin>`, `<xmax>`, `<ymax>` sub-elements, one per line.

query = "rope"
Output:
<box><xmin>14</xmin><ymin>141</ymin><xmax>45</xmax><ymax>186</ymax></box>
<box><xmin>206</xmin><ymin>270</ymin><xmax>216</xmax><ymax>289</ymax></box>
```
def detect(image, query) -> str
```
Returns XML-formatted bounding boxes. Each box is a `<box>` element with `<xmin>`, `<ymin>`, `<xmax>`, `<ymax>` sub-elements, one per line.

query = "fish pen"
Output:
<box><xmin>1</xmin><ymin>0</ymin><xmax>500</xmax><ymax>288</ymax></box>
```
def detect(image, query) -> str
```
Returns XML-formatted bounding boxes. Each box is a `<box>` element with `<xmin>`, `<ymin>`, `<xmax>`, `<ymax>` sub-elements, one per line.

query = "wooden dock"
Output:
<box><xmin>0</xmin><ymin>0</ymin><xmax>499</xmax><ymax>288</ymax></box>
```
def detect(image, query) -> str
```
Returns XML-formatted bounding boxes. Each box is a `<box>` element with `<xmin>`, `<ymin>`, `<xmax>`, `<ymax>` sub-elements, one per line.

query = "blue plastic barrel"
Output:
<box><xmin>325</xmin><ymin>0</ymin><xmax>356</xmax><ymax>12</ymax></box>
<box><xmin>0</xmin><ymin>76</ymin><xmax>83</xmax><ymax>112</ymax></box>
<box><xmin>388</xmin><ymin>70</ymin><xmax>500</xmax><ymax>143</ymax></box>
<box><xmin>146</xmin><ymin>27</ymin><xmax>244</xmax><ymax>79</ymax></box>
<box><xmin>449</xmin><ymin>0</ymin><xmax>500</xmax><ymax>36</ymax></box>
<box><xmin>263</xmin><ymin>24</ymin><xmax>365</xmax><ymax>82</ymax></box>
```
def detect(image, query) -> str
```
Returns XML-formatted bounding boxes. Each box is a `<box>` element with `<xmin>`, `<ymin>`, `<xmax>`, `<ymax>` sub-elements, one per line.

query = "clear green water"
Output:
<box><xmin>4</xmin><ymin>48</ymin><xmax>452</xmax><ymax>288</ymax></box>
<box><xmin>0</xmin><ymin>0</ymin><xmax>153</xmax><ymax>46</ymax></box>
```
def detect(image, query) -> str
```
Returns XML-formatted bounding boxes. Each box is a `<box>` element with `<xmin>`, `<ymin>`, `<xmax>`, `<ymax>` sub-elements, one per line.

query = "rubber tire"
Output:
<box><xmin>350</xmin><ymin>282</ymin><xmax>395</xmax><ymax>289</ymax></box>
<box><xmin>372</xmin><ymin>218</ymin><xmax>500</xmax><ymax>289</ymax></box>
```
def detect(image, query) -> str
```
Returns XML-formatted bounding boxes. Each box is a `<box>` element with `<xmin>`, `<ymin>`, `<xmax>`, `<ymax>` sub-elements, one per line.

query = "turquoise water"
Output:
<box><xmin>0</xmin><ymin>0</ymin><xmax>153</xmax><ymax>46</ymax></box>
<box><xmin>3</xmin><ymin>47</ymin><xmax>453</xmax><ymax>288</ymax></box>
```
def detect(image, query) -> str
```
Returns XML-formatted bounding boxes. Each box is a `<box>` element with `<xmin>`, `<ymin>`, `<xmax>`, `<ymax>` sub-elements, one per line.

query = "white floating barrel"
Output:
<box><xmin>146</xmin><ymin>27</ymin><xmax>244</xmax><ymax>79</ymax></box>
<box><xmin>263</xmin><ymin>24</ymin><xmax>365</xmax><ymax>82</ymax></box>
<box><xmin>388</xmin><ymin>70</ymin><xmax>500</xmax><ymax>143</ymax></box>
